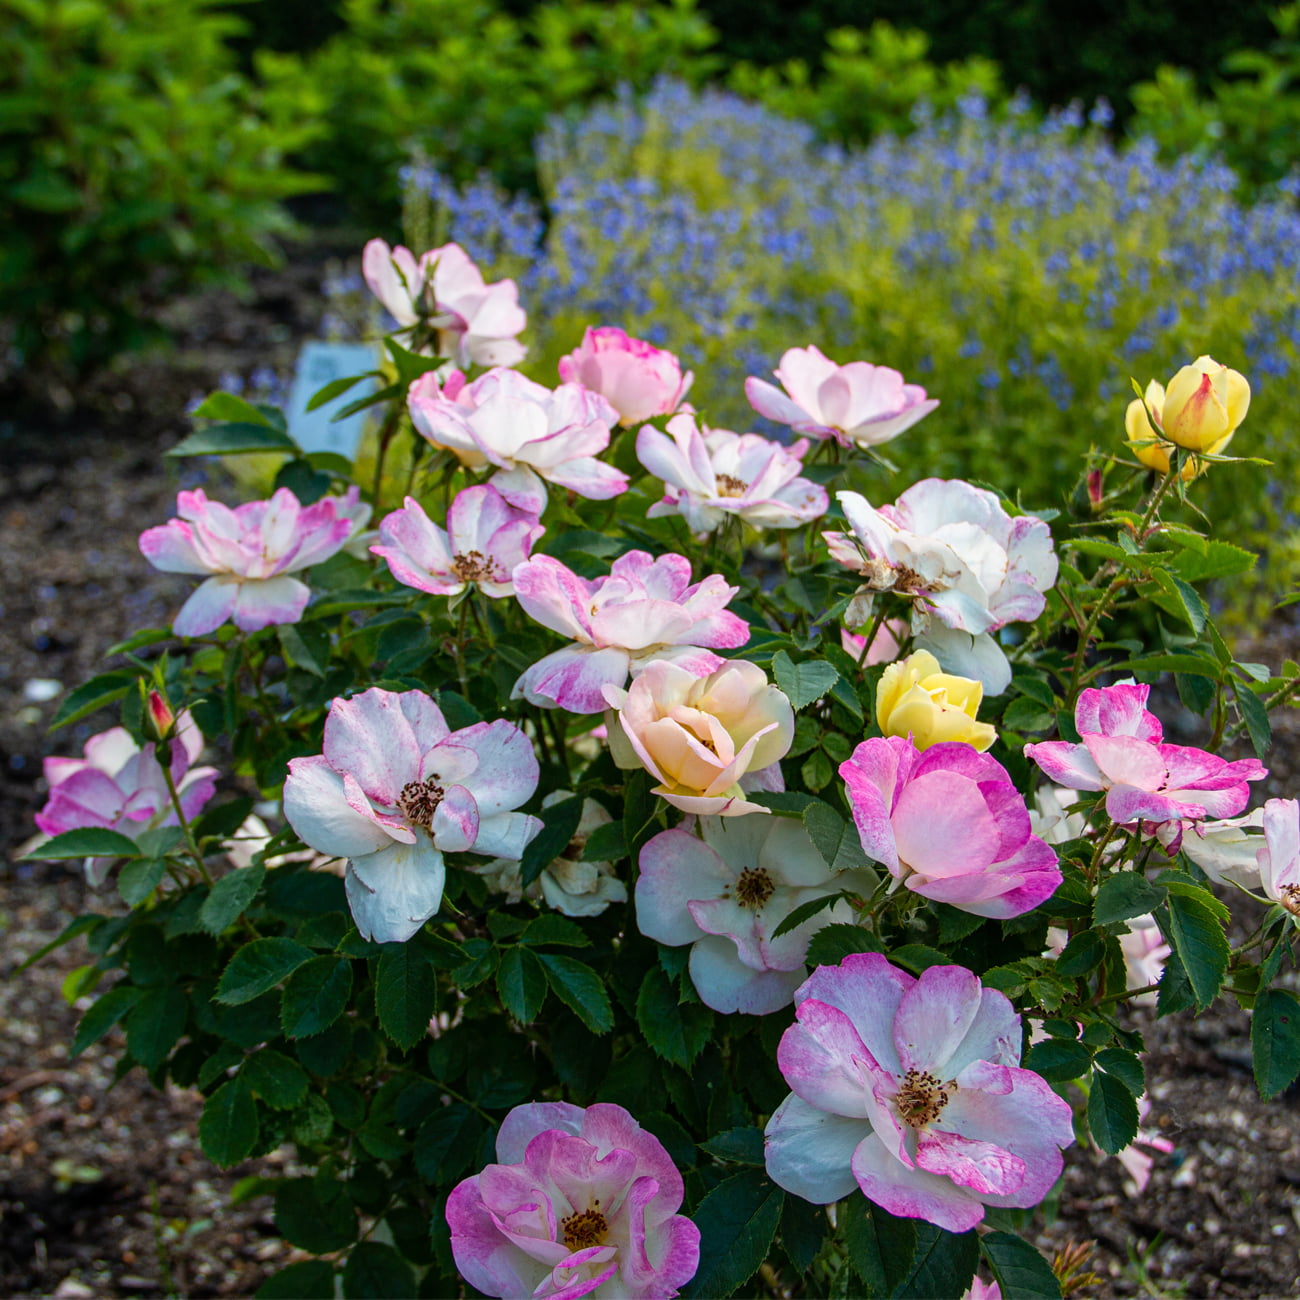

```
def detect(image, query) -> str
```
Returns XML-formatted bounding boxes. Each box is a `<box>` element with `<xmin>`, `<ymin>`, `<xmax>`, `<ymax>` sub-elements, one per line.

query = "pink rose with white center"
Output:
<box><xmin>558</xmin><ymin>326</ymin><xmax>693</xmax><ymax>427</ymax></box>
<box><xmin>139</xmin><ymin>488</ymin><xmax>354</xmax><ymax>638</ymax></box>
<box><xmin>637</xmin><ymin>413</ymin><xmax>827</xmax><ymax>535</ymax></box>
<box><xmin>510</xmin><ymin>551</ymin><xmax>749</xmax><ymax>714</ymax></box>
<box><xmin>745</xmin><ymin>345</ymin><xmax>938</xmax><ymax>449</ymax></box>
<box><xmin>763</xmin><ymin>955</ymin><xmax>1075</xmax><ymax>1232</ymax></box>
<box><xmin>637</xmin><ymin>815</ymin><xmax>876</xmax><ymax>1014</ymax></box>
<box><xmin>36</xmin><ymin>717</ymin><xmax>218</xmax><ymax>886</ymax></box>
<box><xmin>446</xmin><ymin>1101</ymin><xmax>700</xmax><ymax>1300</ymax></box>
<box><xmin>282</xmin><ymin>688</ymin><xmax>541</xmax><ymax>943</ymax></box>
<box><xmin>371</xmin><ymin>485</ymin><xmax>543</xmax><ymax>599</ymax></box>
<box><xmin>1024</xmin><ymin>683</ymin><xmax>1266</xmax><ymax>849</ymax></box>
<box><xmin>1258</xmin><ymin>797</ymin><xmax>1300</xmax><ymax>919</ymax></box>
<box><xmin>840</xmin><ymin>736</ymin><xmax>1061</xmax><ymax>918</ymax></box>
<box><xmin>604</xmin><ymin>659</ymin><xmax>794</xmax><ymax>817</ymax></box>
<box><xmin>362</xmin><ymin>239</ymin><xmax>527</xmax><ymax>368</ymax></box>
<box><xmin>825</xmin><ymin>480</ymin><xmax>1058</xmax><ymax>695</ymax></box>
<box><xmin>408</xmin><ymin>367</ymin><xmax>626</xmax><ymax>515</ymax></box>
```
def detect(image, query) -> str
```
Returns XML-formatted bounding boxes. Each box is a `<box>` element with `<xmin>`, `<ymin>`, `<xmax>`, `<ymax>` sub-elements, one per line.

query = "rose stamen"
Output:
<box><xmin>895</xmin><ymin>1068</ymin><xmax>952</xmax><ymax>1128</ymax></box>
<box><xmin>561</xmin><ymin>1205</ymin><xmax>609</xmax><ymax>1251</ymax></box>
<box><xmin>399</xmin><ymin>778</ymin><xmax>446</xmax><ymax>828</ymax></box>
<box><xmin>733</xmin><ymin>866</ymin><xmax>776</xmax><ymax>909</ymax></box>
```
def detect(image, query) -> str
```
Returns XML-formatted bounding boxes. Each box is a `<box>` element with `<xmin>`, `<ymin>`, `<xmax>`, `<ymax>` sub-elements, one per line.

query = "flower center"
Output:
<box><xmin>895</xmin><ymin>1068</ymin><xmax>951</xmax><ymax>1128</ymax></box>
<box><xmin>561</xmin><ymin>1206</ymin><xmax>609</xmax><ymax>1251</ymax></box>
<box><xmin>1279</xmin><ymin>883</ymin><xmax>1300</xmax><ymax>917</ymax></box>
<box><xmin>734</xmin><ymin>866</ymin><xmax>775</xmax><ymax>909</ymax></box>
<box><xmin>399</xmin><ymin>778</ymin><xmax>445</xmax><ymax>828</ymax></box>
<box><xmin>715</xmin><ymin>473</ymin><xmax>748</xmax><ymax>498</ymax></box>
<box><xmin>452</xmin><ymin>549</ymin><xmax>502</xmax><ymax>584</ymax></box>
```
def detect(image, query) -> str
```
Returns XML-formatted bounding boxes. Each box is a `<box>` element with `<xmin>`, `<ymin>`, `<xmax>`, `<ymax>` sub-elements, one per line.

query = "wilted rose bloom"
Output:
<box><xmin>36</xmin><ymin>716</ymin><xmax>217</xmax><ymax>886</ymax></box>
<box><xmin>408</xmin><ymin>367</ymin><xmax>626</xmax><ymax>515</ymax></box>
<box><xmin>1025</xmin><ymin>683</ymin><xmax>1266</xmax><ymax>850</ymax></box>
<box><xmin>371</xmin><ymin>484</ymin><xmax>543</xmax><ymax>599</ymax></box>
<box><xmin>283</xmin><ymin>688</ymin><xmax>541</xmax><ymax>943</ymax></box>
<box><xmin>1258</xmin><ymin>797</ymin><xmax>1300</xmax><ymax>919</ymax></box>
<box><xmin>745</xmin><ymin>345</ymin><xmax>938</xmax><ymax>449</ymax></box>
<box><xmin>1125</xmin><ymin>380</ymin><xmax>1226</xmax><ymax>480</ymax></box>
<box><xmin>1126</xmin><ymin>355</ymin><xmax>1250</xmax><ymax>456</ymax></box>
<box><xmin>446</xmin><ymin>1101</ymin><xmax>700</xmax><ymax>1299</ymax></box>
<box><xmin>764</xmin><ymin>955</ymin><xmax>1075</xmax><ymax>1231</ymax></box>
<box><xmin>637</xmin><ymin>815</ymin><xmax>875</xmax><ymax>1014</ymax></box>
<box><xmin>637</xmin><ymin>413</ymin><xmax>827</xmax><ymax>535</ymax></box>
<box><xmin>362</xmin><ymin>238</ymin><xmax>527</xmax><ymax>368</ymax></box>
<box><xmin>841</xmin><ymin>736</ymin><xmax>1061</xmax><ymax>918</ymax></box>
<box><xmin>825</xmin><ymin>481</ymin><xmax>1058</xmax><ymax>694</ymax></box>
<box><xmin>1181</xmin><ymin>808</ymin><xmax>1266</xmax><ymax>887</ymax></box>
<box><xmin>558</xmin><ymin>326</ymin><xmax>693</xmax><ymax>426</ymax></box>
<box><xmin>139</xmin><ymin>488</ymin><xmax>354</xmax><ymax>638</ymax></box>
<box><xmin>511</xmin><ymin>551</ymin><xmax>748</xmax><ymax>714</ymax></box>
<box><xmin>876</xmin><ymin>649</ymin><xmax>996</xmax><ymax>752</ymax></box>
<box><xmin>606</xmin><ymin>659</ymin><xmax>794</xmax><ymax>816</ymax></box>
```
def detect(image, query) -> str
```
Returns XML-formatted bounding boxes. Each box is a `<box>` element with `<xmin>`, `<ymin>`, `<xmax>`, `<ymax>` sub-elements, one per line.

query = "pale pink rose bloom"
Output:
<box><xmin>841</xmin><ymin>620</ymin><xmax>906</xmax><ymax>665</ymax></box>
<box><xmin>446</xmin><ymin>1101</ymin><xmax>700</xmax><ymax>1300</ymax></box>
<box><xmin>964</xmin><ymin>1282</ymin><xmax>1003</xmax><ymax>1300</ymax></box>
<box><xmin>840</xmin><ymin>736</ymin><xmax>1061</xmax><ymax>918</ymax></box>
<box><xmin>745</xmin><ymin>345</ymin><xmax>938</xmax><ymax>449</ymax></box>
<box><xmin>407</xmin><ymin>367</ymin><xmax>626</xmax><ymax>515</ymax></box>
<box><xmin>764</xmin><ymin>955</ymin><xmax>1075</xmax><ymax>1231</ymax></box>
<box><xmin>371</xmin><ymin>484</ymin><xmax>543</xmax><ymax>599</ymax></box>
<box><xmin>825</xmin><ymin>481</ymin><xmax>1058</xmax><ymax>694</ymax></box>
<box><xmin>362</xmin><ymin>238</ymin><xmax>527</xmax><ymax>368</ymax></box>
<box><xmin>511</xmin><ymin>551</ymin><xmax>748</xmax><ymax>714</ymax></box>
<box><xmin>1180</xmin><ymin>808</ymin><xmax>1265</xmax><ymax>888</ymax></box>
<box><xmin>605</xmin><ymin>659</ymin><xmax>794</xmax><ymax>817</ymax></box>
<box><xmin>558</xmin><ymin>326</ymin><xmax>693</xmax><ymax>426</ymax></box>
<box><xmin>139</xmin><ymin>488</ymin><xmax>353</xmax><ymax>638</ymax></box>
<box><xmin>36</xmin><ymin>716</ymin><xmax>217</xmax><ymax>886</ymax></box>
<box><xmin>637</xmin><ymin>413</ymin><xmax>827</xmax><ymax>535</ymax></box>
<box><xmin>1258</xmin><ymin>797</ymin><xmax>1300</xmax><ymax>918</ymax></box>
<box><xmin>637</xmin><ymin>815</ymin><xmax>875</xmax><ymax>1015</ymax></box>
<box><xmin>1025</xmin><ymin>683</ymin><xmax>1266</xmax><ymax>850</ymax></box>
<box><xmin>282</xmin><ymin>687</ymin><xmax>541</xmax><ymax>943</ymax></box>
<box><xmin>1119</xmin><ymin>914</ymin><xmax>1171</xmax><ymax>998</ymax></box>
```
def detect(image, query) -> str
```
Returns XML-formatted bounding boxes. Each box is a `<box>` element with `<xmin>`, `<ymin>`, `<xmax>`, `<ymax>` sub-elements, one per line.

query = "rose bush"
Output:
<box><xmin>22</xmin><ymin>237</ymin><xmax>1300</xmax><ymax>1300</ymax></box>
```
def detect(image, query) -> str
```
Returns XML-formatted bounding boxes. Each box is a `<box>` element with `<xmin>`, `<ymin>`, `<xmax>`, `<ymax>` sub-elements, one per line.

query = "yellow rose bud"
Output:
<box><xmin>1125</xmin><ymin>373</ymin><xmax>1236</xmax><ymax>479</ymax></box>
<box><xmin>875</xmin><ymin>649</ymin><xmax>997</xmax><ymax>752</ymax></box>
<box><xmin>1160</xmin><ymin>355</ymin><xmax>1250</xmax><ymax>452</ymax></box>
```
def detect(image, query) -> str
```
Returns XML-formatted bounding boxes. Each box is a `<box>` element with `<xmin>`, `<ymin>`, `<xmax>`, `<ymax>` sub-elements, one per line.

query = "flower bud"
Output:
<box><xmin>875</xmin><ymin>649</ymin><xmax>996</xmax><ymax>752</ymax></box>
<box><xmin>146</xmin><ymin>689</ymin><xmax>175</xmax><ymax>742</ymax></box>
<box><xmin>1124</xmin><ymin>376</ymin><xmax>1234</xmax><ymax>479</ymax></box>
<box><xmin>1159</xmin><ymin>356</ymin><xmax>1250</xmax><ymax>452</ymax></box>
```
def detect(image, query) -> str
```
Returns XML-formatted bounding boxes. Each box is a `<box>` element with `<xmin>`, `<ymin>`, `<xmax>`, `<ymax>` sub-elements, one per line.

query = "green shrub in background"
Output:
<box><xmin>0</xmin><ymin>0</ymin><xmax>323</xmax><ymax>375</ymax></box>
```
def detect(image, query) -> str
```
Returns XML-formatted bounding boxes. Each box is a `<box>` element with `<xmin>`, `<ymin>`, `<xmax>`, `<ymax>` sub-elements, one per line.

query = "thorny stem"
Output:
<box><xmin>371</xmin><ymin>406</ymin><xmax>404</xmax><ymax>511</ymax></box>
<box><xmin>160</xmin><ymin>750</ymin><xmax>211</xmax><ymax>886</ymax></box>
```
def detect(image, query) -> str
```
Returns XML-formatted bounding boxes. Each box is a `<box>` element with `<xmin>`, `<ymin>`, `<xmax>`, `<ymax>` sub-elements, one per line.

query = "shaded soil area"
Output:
<box><xmin>2</xmin><ymin>258</ymin><xmax>1300</xmax><ymax>1298</ymax></box>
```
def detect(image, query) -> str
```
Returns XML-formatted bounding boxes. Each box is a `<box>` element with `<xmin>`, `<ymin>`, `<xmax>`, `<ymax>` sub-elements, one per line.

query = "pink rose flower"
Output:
<box><xmin>371</xmin><ymin>484</ymin><xmax>543</xmax><ymax>599</ymax></box>
<box><xmin>408</xmin><ymin>367</ymin><xmax>627</xmax><ymax>515</ymax></box>
<box><xmin>1024</xmin><ymin>683</ymin><xmax>1266</xmax><ymax>850</ymax></box>
<box><xmin>841</xmin><ymin>620</ymin><xmax>906</xmax><ymax>666</ymax></box>
<box><xmin>36</xmin><ymin>716</ymin><xmax>218</xmax><ymax>886</ymax></box>
<box><xmin>282</xmin><ymin>688</ymin><xmax>541</xmax><ymax>943</ymax></box>
<box><xmin>1258</xmin><ymin>797</ymin><xmax>1300</xmax><ymax>918</ymax></box>
<box><xmin>605</xmin><ymin>659</ymin><xmax>794</xmax><ymax>817</ymax></box>
<box><xmin>511</xmin><ymin>551</ymin><xmax>748</xmax><ymax>714</ymax></box>
<box><xmin>558</xmin><ymin>326</ymin><xmax>693</xmax><ymax>426</ymax></box>
<box><xmin>637</xmin><ymin>413</ymin><xmax>827</xmax><ymax>535</ymax></box>
<box><xmin>764</xmin><ymin>954</ymin><xmax>1075</xmax><ymax>1232</ymax></box>
<box><xmin>840</xmin><ymin>736</ymin><xmax>1061</xmax><ymax>918</ymax></box>
<box><xmin>637</xmin><ymin>815</ymin><xmax>876</xmax><ymax>1014</ymax></box>
<box><xmin>745</xmin><ymin>345</ymin><xmax>938</xmax><ymax>449</ymax></box>
<box><xmin>362</xmin><ymin>238</ymin><xmax>527</xmax><ymax>368</ymax></box>
<box><xmin>139</xmin><ymin>488</ymin><xmax>354</xmax><ymax>638</ymax></box>
<box><xmin>446</xmin><ymin>1101</ymin><xmax>700</xmax><ymax>1299</ymax></box>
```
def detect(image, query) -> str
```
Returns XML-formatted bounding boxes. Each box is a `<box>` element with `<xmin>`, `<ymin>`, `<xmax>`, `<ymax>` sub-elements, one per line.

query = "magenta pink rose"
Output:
<box><xmin>558</xmin><ymin>326</ymin><xmax>693</xmax><ymax>427</ymax></box>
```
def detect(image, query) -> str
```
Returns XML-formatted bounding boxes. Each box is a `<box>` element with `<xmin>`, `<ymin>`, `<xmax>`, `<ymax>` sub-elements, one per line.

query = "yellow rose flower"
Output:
<box><xmin>875</xmin><ymin>649</ymin><xmax>996</xmax><ymax>752</ymax></box>
<box><xmin>1125</xmin><ymin>360</ymin><xmax>1245</xmax><ymax>477</ymax></box>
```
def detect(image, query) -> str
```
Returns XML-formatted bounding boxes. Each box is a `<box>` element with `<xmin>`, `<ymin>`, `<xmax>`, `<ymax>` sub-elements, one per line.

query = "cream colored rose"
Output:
<box><xmin>603</xmin><ymin>659</ymin><xmax>794</xmax><ymax>815</ymax></box>
<box><xmin>875</xmin><ymin>649</ymin><xmax>996</xmax><ymax>751</ymax></box>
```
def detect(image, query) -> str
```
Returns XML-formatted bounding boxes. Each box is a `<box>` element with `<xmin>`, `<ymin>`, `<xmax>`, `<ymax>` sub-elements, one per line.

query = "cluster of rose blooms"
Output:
<box><xmin>34</xmin><ymin>239</ymin><xmax>1299</xmax><ymax>1299</ymax></box>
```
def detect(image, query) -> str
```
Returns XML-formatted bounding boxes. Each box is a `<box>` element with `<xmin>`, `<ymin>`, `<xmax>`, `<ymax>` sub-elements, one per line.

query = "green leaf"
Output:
<box><xmin>125</xmin><ymin>986</ymin><xmax>187</xmax><ymax>1068</ymax></box>
<box><xmin>306</xmin><ymin>372</ymin><xmax>372</xmax><ymax>412</ymax></box>
<box><xmin>520</xmin><ymin>914</ymin><xmax>591</xmax><ymax>948</ymax></box>
<box><xmin>1094</xmin><ymin>1047</ymin><xmax>1145</xmax><ymax>1096</ymax></box>
<box><xmin>700</xmin><ymin>1127</ymin><xmax>765</xmax><ymax>1165</ymax></box>
<box><xmin>256</xmin><ymin>1261</ymin><xmax>336</xmax><ymax>1300</ymax></box>
<box><xmin>16</xmin><ymin>914</ymin><xmax>105</xmax><ymax>973</ymax></box>
<box><xmin>496</xmin><ymin>947</ymin><xmax>548</xmax><ymax>1024</ymax></box>
<box><xmin>275</xmin><ymin>1178</ymin><xmax>358</xmax><ymax>1254</ymax></box>
<box><xmin>279</xmin><ymin>623</ymin><xmax>331</xmax><ymax>677</ymax></box>
<box><xmin>889</xmin><ymin>943</ymin><xmax>953</xmax><ymax>975</ymax></box>
<box><xmin>781</xmin><ymin>1196</ymin><xmax>828</xmax><ymax>1275</ymax></box>
<box><xmin>771</xmin><ymin>891</ymin><xmax>844</xmax><ymax>940</ymax></box>
<box><xmin>71</xmin><ymin>986</ymin><xmax>144</xmax><ymax>1057</ymax></box>
<box><xmin>538</xmin><ymin>953</ymin><xmax>614</xmax><ymax>1034</ymax></box>
<box><xmin>1168</xmin><ymin>538</ymin><xmax>1256</xmax><ymax>583</ymax></box>
<box><xmin>804</xmin><ymin>800</ymin><xmax>870</xmax><ymax>872</ymax></box>
<box><xmin>23</xmin><ymin>827</ymin><xmax>140</xmax><ymax>861</ymax></box>
<box><xmin>168</xmin><ymin>422</ymin><xmax>298</xmax><ymax>457</ymax></box>
<box><xmin>414</xmin><ymin>1103</ymin><xmax>483</xmax><ymax>1183</ymax></box>
<box><xmin>892</xmin><ymin>1223</ymin><xmax>979</xmax><ymax>1299</ymax></box>
<box><xmin>1087</xmin><ymin>1069</ymin><xmax>1139</xmax><ymax>1154</ymax></box>
<box><xmin>519</xmin><ymin>795</ymin><xmax>585</xmax><ymax>888</ymax></box>
<box><xmin>636</xmin><ymin>966</ymin><xmax>712</xmax><ymax>1069</ymax></box>
<box><xmin>843</xmin><ymin>1193</ymin><xmax>917</xmax><ymax>1295</ymax></box>
<box><xmin>375</xmin><ymin>943</ymin><xmax>438</xmax><ymax>1050</ymax></box>
<box><xmin>682</xmin><ymin>1169</ymin><xmax>783</xmax><ymax>1299</ymax></box>
<box><xmin>581</xmin><ymin>819</ymin><xmax>627</xmax><ymax>863</ymax></box>
<box><xmin>980</xmin><ymin>1231</ymin><xmax>1062</xmax><ymax>1299</ymax></box>
<box><xmin>1153</xmin><ymin>570</ymin><xmax>1208</xmax><ymax>634</ymax></box>
<box><xmin>1233</xmin><ymin>680</ymin><xmax>1272</xmax><ymax>758</ymax></box>
<box><xmin>342</xmin><ymin>1242</ymin><xmax>416</xmax><ymax>1299</ymax></box>
<box><xmin>1252</xmin><ymin>988</ymin><xmax>1300</xmax><ymax>1099</ymax></box>
<box><xmin>198</xmin><ymin>1077</ymin><xmax>260</xmax><ymax>1167</ymax></box>
<box><xmin>49</xmin><ymin>670</ymin><xmax>138</xmax><ymax>730</ymax></box>
<box><xmin>1054</xmin><ymin>929</ymin><xmax>1106</xmax><ymax>976</ymax></box>
<box><xmin>117</xmin><ymin>857</ymin><xmax>166</xmax><ymax>906</ymax></box>
<box><xmin>1166</xmin><ymin>893</ymin><xmax>1229</xmax><ymax>1010</ymax></box>
<box><xmin>216</xmin><ymin>938</ymin><xmax>314</xmax><ymax>1005</ymax></box>
<box><xmin>1155</xmin><ymin>945</ymin><xmax>1197</xmax><ymax>1018</ymax></box>
<box><xmin>806</xmin><ymin>924</ymin><xmax>884</xmax><ymax>966</ymax></box>
<box><xmin>1093</xmin><ymin>873</ymin><xmax>1165</xmax><ymax>926</ymax></box>
<box><xmin>191</xmin><ymin>391</ymin><xmax>276</xmax><ymax>426</ymax></box>
<box><xmin>772</xmin><ymin>651</ymin><xmax>841</xmax><ymax>710</ymax></box>
<box><xmin>243</xmin><ymin>1049</ymin><xmax>310</xmax><ymax>1110</ymax></box>
<box><xmin>1023</xmin><ymin>1038</ymin><xmax>1092</xmax><ymax>1082</ymax></box>
<box><xmin>281</xmin><ymin>956</ymin><xmax>354</xmax><ymax>1038</ymax></box>
<box><xmin>200</xmin><ymin>865</ymin><xmax>266</xmax><ymax>934</ymax></box>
